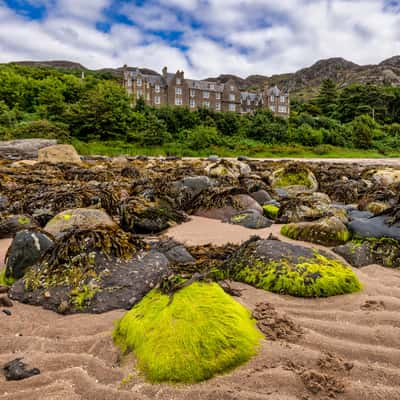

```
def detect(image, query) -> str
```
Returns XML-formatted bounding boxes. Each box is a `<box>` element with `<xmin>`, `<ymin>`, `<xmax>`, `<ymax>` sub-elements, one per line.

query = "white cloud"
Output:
<box><xmin>0</xmin><ymin>0</ymin><xmax>399</xmax><ymax>78</ymax></box>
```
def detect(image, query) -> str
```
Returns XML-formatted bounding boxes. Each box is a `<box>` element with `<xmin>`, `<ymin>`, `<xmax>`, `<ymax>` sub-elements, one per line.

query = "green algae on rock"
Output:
<box><xmin>263</xmin><ymin>204</ymin><xmax>279</xmax><ymax>219</ymax></box>
<box><xmin>221</xmin><ymin>238</ymin><xmax>361</xmax><ymax>298</ymax></box>
<box><xmin>280</xmin><ymin>216</ymin><xmax>351</xmax><ymax>247</ymax></box>
<box><xmin>113</xmin><ymin>282</ymin><xmax>262</xmax><ymax>383</ymax></box>
<box><xmin>271</xmin><ymin>163</ymin><xmax>318</xmax><ymax>194</ymax></box>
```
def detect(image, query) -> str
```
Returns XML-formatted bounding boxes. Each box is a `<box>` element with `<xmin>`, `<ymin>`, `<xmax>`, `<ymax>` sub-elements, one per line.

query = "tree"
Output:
<box><xmin>351</xmin><ymin>114</ymin><xmax>377</xmax><ymax>149</ymax></box>
<box><xmin>292</xmin><ymin>123</ymin><xmax>323</xmax><ymax>146</ymax></box>
<box><xmin>135</xmin><ymin>113</ymin><xmax>172</xmax><ymax>146</ymax></box>
<box><xmin>316</xmin><ymin>79</ymin><xmax>337</xmax><ymax>115</ymax></box>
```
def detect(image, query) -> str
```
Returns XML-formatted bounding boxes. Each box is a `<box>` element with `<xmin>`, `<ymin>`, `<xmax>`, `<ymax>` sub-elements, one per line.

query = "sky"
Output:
<box><xmin>0</xmin><ymin>0</ymin><xmax>399</xmax><ymax>78</ymax></box>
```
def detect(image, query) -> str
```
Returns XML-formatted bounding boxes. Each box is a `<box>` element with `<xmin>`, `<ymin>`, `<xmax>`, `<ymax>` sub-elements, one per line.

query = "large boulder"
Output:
<box><xmin>334</xmin><ymin>238</ymin><xmax>400</xmax><ymax>269</ymax></box>
<box><xmin>220</xmin><ymin>238</ymin><xmax>361</xmax><ymax>297</ymax></box>
<box><xmin>271</xmin><ymin>163</ymin><xmax>318</xmax><ymax>196</ymax></box>
<box><xmin>9</xmin><ymin>227</ymin><xmax>171</xmax><ymax>314</ymax></box>
<box><xmin>38</xmin><ymin>144</ymin><xmax>82</xmax><ymax>165</ymax></box>
<box><xmin>0</xmin><ymin>139</ymin><xmax>57</xmax><ymax>160</ymax></box>
<box><xmin>229</xmin><ymin>209</ymin><xmax>273</xmax><ymax>229</ymax></box>
<box><xmin>0</xmin><ymin>215</ymin><xmax>38</xmax><ymax>239</ymax></box>
<box><xmin>44</xmin><ymin>208</ymin><xmax>117</xmax><ymax>239</ymax></box>
<box><xmin>5</xmin><ymin>230</ymin><xmax>54</xmax><ymax>280</ymax></box>
<box><xmin>372</xmin><ymin>168</ymin><xmax>400</xmax><ymax>186</ymax></box>
<box><xmin>348</xmin><ymin>215</ymin><xmax>400</xmax><ymax>241</ymax></box>
<box><xmin>281</xmin><ymin>216</ymin><xmax>351</xmax><ymax>246</ymax></box>
<box><xmin>250</xmin><ymin>189</ymin><xmax>272</xmax><ymax>205</ymax></box>
<box><xmin>205</xmin><ymin>159</ymin><xmax>251</xmax><ymax>179</ymax></box>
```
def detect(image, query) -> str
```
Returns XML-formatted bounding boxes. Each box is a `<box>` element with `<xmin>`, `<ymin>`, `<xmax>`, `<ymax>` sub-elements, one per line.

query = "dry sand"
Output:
<box><xmin>1</xmin><ymin>218</ymin><xmax>400</xmax><ymax>400</ymax></box>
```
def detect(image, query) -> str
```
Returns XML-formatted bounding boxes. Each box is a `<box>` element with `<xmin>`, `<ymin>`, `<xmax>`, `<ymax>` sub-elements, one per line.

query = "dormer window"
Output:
<box><xmin>155</xmin><ymin>85</ymin><xmax>160</xmax><ymax>93</ymax></box>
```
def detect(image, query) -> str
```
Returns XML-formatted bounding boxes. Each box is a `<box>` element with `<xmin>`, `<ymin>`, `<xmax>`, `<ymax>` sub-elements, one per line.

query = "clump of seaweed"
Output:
<box><xmin>113</xmin><ymin>282</ymin><xmax>262</xmax><ymax>383</ymax></box>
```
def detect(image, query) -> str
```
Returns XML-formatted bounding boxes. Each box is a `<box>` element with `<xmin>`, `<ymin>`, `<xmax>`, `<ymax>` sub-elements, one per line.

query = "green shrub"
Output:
<box><xmin>13</xmin><ymin>119</ymin><xmax>70</xmax><ymax>141</ymax></box>
<box><xmin>113</xmin><ymin>282</ymin><xmax>262</xmax><ymax>383</ymax></box>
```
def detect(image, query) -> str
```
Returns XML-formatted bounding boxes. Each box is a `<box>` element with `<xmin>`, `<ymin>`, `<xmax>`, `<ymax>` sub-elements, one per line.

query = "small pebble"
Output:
<box><xmin>0</xmin><ymin>296</ymin><xmax>13</xmax><ymax>307</ymax></box>
<box><xmin>3</xmin><ymin>309</ymin><xmax>12</xmax><ymax>316</ymax></box>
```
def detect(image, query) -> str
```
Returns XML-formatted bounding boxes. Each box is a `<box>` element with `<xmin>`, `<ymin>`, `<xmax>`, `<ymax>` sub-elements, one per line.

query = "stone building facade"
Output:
<box><xmin>122</xmin><ymin>66</ymin><xmax>289</xmax><ymax>117</ymax></box>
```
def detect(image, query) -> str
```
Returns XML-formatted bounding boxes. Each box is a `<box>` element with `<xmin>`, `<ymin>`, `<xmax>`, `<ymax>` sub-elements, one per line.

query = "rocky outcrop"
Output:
<box><xmin>0</xmin><ymin>139</ymin><xmax>57</xmax><ymax>160</ymax></box>
<box><xmin>38</xmin><ymin>144</ymin><xmax>82</xmax><ymax>165</ymax></box>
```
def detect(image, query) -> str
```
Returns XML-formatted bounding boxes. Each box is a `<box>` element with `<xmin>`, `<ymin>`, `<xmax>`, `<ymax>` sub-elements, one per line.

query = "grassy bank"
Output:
<box><xmin>73</xmin><ymin>139</ymin><xmax>400</xmax><ymax>159</ymax></box>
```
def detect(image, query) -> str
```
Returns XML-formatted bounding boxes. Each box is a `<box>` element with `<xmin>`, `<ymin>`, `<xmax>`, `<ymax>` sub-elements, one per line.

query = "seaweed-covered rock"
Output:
<box><xmin>281</xmin><ymin>217</ymin><xmax>350</xmax><ymax>247</ymax></box>
<box><xmin>205</xmin><ymin>159</ymin><xmax>251</xmax><ymax>179</ymax></box>
<box><xmin>229</xmin><ymin>209</ymin><xmax>272</xmax><ymax>229</ymax></box>
<box><xmin>38</xmin><ymin>144</ymin><xmax>82</xmax><ymax>165</ymax></box>
<box><xmin>372</xmin><ymin>168</ymin><xmax>400</xmax><ymax>186</ymax></box>
<box><xmin>277</xmin><ymin>192</ymin><xmax>332</xmax><ymax>223</ymax></box>
<box><xmin>365</xmin><ymin>201</ymin><xmax>391</xmax><ymax>215</ymax></box>
<box><xmin>263</xmin><ymin>204</ymin><xmax>280</xmax><ymax>219</ymax></box>
<box><xmin>120</xmin><ymin>197</ymin><xmax>188</xmax><ymax>234</ymax></box>
<box><xmin>271</xmin><ymin>163</ymin><xmax>318</xmax><ymax>195</ymax></box>
<box><xmin>5</xmin><ymin>230</ymin><xmax>54</xmax><ymax>280</ymax></box>
<box><xmin>113</xmin><ymin>282</ymin><xmax>262</xmax><ymax>383</ymax></box>
<box><xmin>334</xmin><ymin>238</ymin><xmax>400</xmax><ymax>269</ymax></box>
<box><xmin>0</xmin><ymin>195</ymin><xmax>9</xmax><ymax>212</ymax></box>
<box><xmin>179</xmin><ymin>176</ymin><xmax>213</xmax><ymax>196</ymax></box>
<box><xmin>0</xmin><ymin>215</ymin><xmax>38</xmax><ymax>239</ymax></box>
<box><xmin>9</xmin><ymin>226</ymin><xmax>171</xmax><ymax>313</ymax></box>
<box><xmin>44</xmin><ymin>208</ymin><xmax>117</xmax><ymax>239</ymax></box>
<box><xmin>221</xmin><ymin>238</ymin><xmax>361</xmax><ymax>297</ymax></box>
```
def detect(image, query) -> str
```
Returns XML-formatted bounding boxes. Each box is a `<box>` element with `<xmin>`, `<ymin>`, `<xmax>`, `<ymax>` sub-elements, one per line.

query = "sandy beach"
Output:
<box><xmin>1</xmin><ymin>217</ymin><xmax>400</xmax><ymax>400</ymax></box>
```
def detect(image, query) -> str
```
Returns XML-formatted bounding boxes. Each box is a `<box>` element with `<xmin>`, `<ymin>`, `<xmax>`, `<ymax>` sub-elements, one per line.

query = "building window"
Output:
<box><xmin>229</xmin><ymin>93</ymin><xmax>235</xmax><ymax>101</ymax></box>
<box><xmin>190</xmin><ymin>99</ymin><xmax>196</xmax><ymax>108</ymax></box>
<box><xmin>278</xmin><ymin>105</ymin><xmax>287</xmax><ymax>113</ymax></box>
<box><xmin>229</xmin><ymin>103</ymin><xmax>236</xmax><ymax>112</ymax></box>
<box><xmin>270</xmin><ymin>95</ymin><xmax>275</xmax><ymax>102</ymax></box>
<box><xmin>127</xmin><ymin>79</ymin><xmax>132</xmax><ymax>88</ymax></box>
<box><xmin>175</xmin><ymin>87</ymin><xmax>182</xmax><ymax>95</ymax></box>
<box><xmin>190</xmin><ymin>89</ymin><xmax>195</xmax><ymax>97</ymax></box>
<box><xmin>136</xmin><ymin>90</ymin><xmax>142</xmax><ymax>99</ymax></box>
<box><xmin>203</xmin><ymin>101</ymin><xmax>210</xmax><ymax>108</ymax></box>
<box><xmin>247</xmin><ymin>99</ymin><xmax>251</xmax><ymax>105</ymax></box>
<box><xmin>203</xmin><ymin>91</ymin><xmax>209</xmax><ymax>98</ymax></box>
<box><xmin>209</xmin><ymin>84</ymin><xmax>215</xmax><ymax>90</ymax></box>
<box><xmin>146</xmin><ymin>93</ymin><xmax>150</xmax><ymax>101</ymax></box>
<box><xmin>230</xmin><ymin>85</ymin><xmax>235</xmax><ymax>91</ymax></box>
<box><xmin>155</xmin><ymin>85</ymin><xmax>160</xmax><ymax>93</ymax></box>
<box><xmin>216</xmin><ymin>102</ymin><xmax>221</xmax><ymax>111</ymax></box>
<box><xmin>176</xmin><ymin>78</ymin><xmax>181</xmax><ymax>85</ymax></box>
<box><xmin>137</xmin><ymin>78</ymin><xmax>142</xmax><ymax>87</ymax></box>
<box><xmin>270</xmin><ymin>105</ymin><xmax>276</xmax><ymax>112</ymax></box>
<box><xmin>216</xmin><ymin>92</ymin><xmax>221</xmax><ymax>100</ymax></box>
<box><xmin>175</xmin><ymin>97</ymin><xmax>183</xmax><ymax>105</ymax></box>
<box><xmin>280</xmin><ymin>95</ymin><xmax>286</xmax><ymax>103</ymax></box>
<box><xmin>155</xmin><ymin>96</ymin><xmax>161</xmax><ymax>105</ymax></box>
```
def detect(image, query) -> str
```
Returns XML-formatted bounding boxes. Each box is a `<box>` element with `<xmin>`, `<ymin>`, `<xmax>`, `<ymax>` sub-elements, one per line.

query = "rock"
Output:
<box><xmin>152</xmin><ymin>239</ymin><xmax>195</xmax><ymax>264</ymax></box>
<box><xmin>179</xmin><ymin>176</ymin><xmax>213</xmax><ymax>197</ymax></box>
<box><xmin>0</xmin><ymin>139</ymin><xmax>57</xmax><ymax>160</ymax></box>
<box><xmin>195</xmin><ymin>194</ymin><xmax>263</xmax><ymax>220</ymax></box>
<box><xmin>281</xmin><ymin>216</ymin><xmax>351</xmax><ymax>246</ymax></box>
<box><xmin>324</xmin><ymin>179</ymin><xmax>368</xmax><ymax>204</ymax></box>
<box><xmin>263</xmin><ymin>204</ymin><xmax>280</xmax><ymax>219</ymax></box>
<box><xmin>205</xmin><ymin>159</ymin><xmax>251</xmax><ymax>179</ymax></box>
<box><xmin>222</xmin><ymin>238</ymin><xmax>361</xmax><ymax>297</ymax></box>
<box><xmin>44</xmin><ymin>208</ymin><xmax>117</xmax><ymax>239</ymax></box>
<box><xmin>348</xmin><ymin>215</ymin><xmax>400</xmax><ymax>241</ymax></box>
<box><xmin>229</xmin><ymin>209</ymin><xmax>273</xmax><ymax>229</ymax></box>
<box><xmin>207</xmin><ymin>155</ymin><xmax>219</xmax><ymax>162</ymax></box>
<box><xmin>5</xmin><ymin>230</ymin><xmax>54</xmax><ymax>280</ymax></box>
<box><xmin>366</xmin><ymin>201</ymin><xmax>390</xmax><ymax>215</ymax></box>
<box><xmin>3</xmin><ymin>358</ymin><xmax>40</xmax><ymax>381</ymax></box>
<box><xmin>372</xmin><ymin>168</ymin><xmax>400</xmax><ymax>186</ymax></box>
<box><xmin>0</xmin><ymin>215</ymin><xmax>38</xmax><ymax>239</ymax></box>
<box><xmin>347</xmin><ymin>210</ymin><xmax>373</xmax><ymax>221</ymax></box>
<box><xmin>334</xmin><ymin>239</ymin><xmax>400</xmax><ymax>269</ymax></box>
<box><xmin>271</xmin><ymin>163</ymin><xmax>318</xmax><ymax>195</ymax></box>
<box><xmin>3</xmin><ymin>309</ymin><xmax>12</xmax><ymax>316</ymax></box>
<box><xmin>237</xmin><ymin>155</ymin><xmax>250</xmax><ymax>161</ymax></box>
<box><xmin>250</xmin><ymin>189</ymin><xmax>272</xmax><ymax>205</ymax></box>
<box><xmin>110</xmin><ymin>156</ymin><xmax>130</xmax><ymax>168</ymax></box>
<box><xmin>0</xmin><ymin>285</ymin><xmax>9</xmax><ymax>294</ymax></box>
<box><xmin>277</xmin><ymin>192</ymin><xmax>332</xmax><ymax>223</ymax></box>
<box><xmin>10</xmin><ymin>160</ymin><xmax>38</xmax><ymax>168</ymax></box>
<box><xmin>0</xmin><ymin>296</ymin><xmax>13</xmax><ymax>307</ymax></box>
<box><xmin>0</xmin><ymin>195</ymin><xmax>9</xmax><ymax>212</ymax></box>
<box><xmin>38</xmin><ymin>144</ymin><xmax>82</xmax><ymax>165</ymax></box>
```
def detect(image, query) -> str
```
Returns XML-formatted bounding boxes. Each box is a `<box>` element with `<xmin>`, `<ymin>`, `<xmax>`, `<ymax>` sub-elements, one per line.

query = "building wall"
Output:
<box><xmin>123</xmin><ymin>67</ymin><xmax>290</xmax><ymax>117</ymax></box>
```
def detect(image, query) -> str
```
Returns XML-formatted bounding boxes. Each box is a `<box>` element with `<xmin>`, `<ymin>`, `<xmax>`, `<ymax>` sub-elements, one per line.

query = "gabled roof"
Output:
<box><xmin>185</xmin><ymin>79</ymin><xmax>224</xmax><ymax>92</ymax></box>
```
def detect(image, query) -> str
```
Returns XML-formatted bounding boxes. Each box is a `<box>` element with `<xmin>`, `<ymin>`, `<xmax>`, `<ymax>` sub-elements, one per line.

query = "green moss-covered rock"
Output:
<box><xmin>281</xmin><ymin>216</ymin><xmax>351</xmax><ymax>246</ymax></box>
<box><xmin>0</xmin><ymin>269</ymin><xmax>15</xmax><ymax>286</ymax></box>
<box><xmin>113</xmin><ymin>282</ymin><xmax>262</xmax><ymax>383</ymax></box>
<box><xmin>263</xmin><ymin>204</ymin><xmax>279</xmax><ymax>219</ymax></box>
<box><xmin>221</xmin><ymin>238</ymin><xmax>361</xmax><ymax>297</ymax></box>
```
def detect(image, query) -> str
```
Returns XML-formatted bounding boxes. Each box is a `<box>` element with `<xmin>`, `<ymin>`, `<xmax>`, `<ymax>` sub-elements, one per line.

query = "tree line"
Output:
<box><xmin>0</xmin><ymin>63</ymin><xmax>400</xmax><ymax>153</ymax></box>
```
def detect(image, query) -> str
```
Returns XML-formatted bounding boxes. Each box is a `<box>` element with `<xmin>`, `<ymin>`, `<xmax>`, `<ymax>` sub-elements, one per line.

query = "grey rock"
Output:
<box><xmin>347</xmin><ymin>210</ymin><xmax>374</xmax><ymax>221</ymax></box>
<box><xmin>348</xmin><ymin>216</ymin><xmax>400</xmax><ymax>240</ymax></box>
<box><xmin>0</xmin><ymin>139</ymin><xmax>57</xmax><ymax>160</ymax></box>
<box><xmin>250</xmin><ymin>190</ymin><xmax>272</xmax><ymax>205</ymax></box>
<box><xmin>3</xmin><ymin>358</ymin><xmax>40</xmax><ymax>381</ymax></box>
<box><xmin>207</xmin><ymin>155</ymin><xmax>219</xmax><ymax>162</ymax></box>
<box><xmin>229</xmin><ymin>209</ymin><xmax>273</xmax><ymax>229</ymax></box>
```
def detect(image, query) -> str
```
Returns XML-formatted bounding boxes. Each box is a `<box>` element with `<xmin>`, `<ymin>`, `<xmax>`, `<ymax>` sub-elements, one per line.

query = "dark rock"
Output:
<box><xmin>0</xmin><ymin>285</ymin><xmax>9</xmax><ymax>294</ymax></box>
<box><xmin>2</xmin><ymin>309</ymin><xmax>12</xmax><ymax>316</ymax></box>
<box><xmin>10</xmin><ymin>251</ymin><xmax>171</xmax><ymax>314</ymax></box>
<box><xmin>237</xmin><ymin>155</ymin><xmax>250</xmax><ymax>161</ymax></box>
<box><xmin>164</xmin><ymin>156</ymin><xmax>181</xmax><ymax>161</ymax></box>
<box><xmin>250</xmin><ymin>190</ymin><xmax>272</xmax><ymax>205</ymax></box>
<box><xmin>229</xmin><ymin>209</ymin><xmax>273</xmax><ymax>229</ymax></box>
<box><xmin>347</xmin><ymin>210</ymin><xmax>374</xmax><ymax>221</ymax></box>
<box><xmin>3</xmin><ymin>358</ymin><xmax>40</xmax><ymax>381</ymax></box>
<box><xmin>152</xmin><ymin>240</ymin><xmax>195</xmax><ymax>264</ymax></box>
<box><xmin>134</xmin><ymin>155</ymin><xmax>149</xmax><ymax>161</ymax></box>
<box><xmin>0</xmin><ymin>139</ymin><xmax>57</xmax><ymax>160</ymax></box>
<box><xmin>179</xmin><ymin>176</ymin><xmax>213</xmax><ymax>197</ymax></box>
<box><xmin>6</xmin><ymin>230</ymin><xmax>54</xmax><ymax>280</ymax></box>
<box><xmin>0</xmin><ymin>296</ymin><xmax>13</xmax><ymax>307</ymax></box>
<box><xmin>0</xmin><ymin>215</ymin><xmax>38</xmax><ymax>239</ymax></box>
<box><xmin>348</xmin><ymin>215</ymin><xmax>400</xmax><ymax>240</ymax></box>
<box><xmin>0</xmin><ymin>196</ymin><xmax>9</xmax><ymax>212</ymax></box>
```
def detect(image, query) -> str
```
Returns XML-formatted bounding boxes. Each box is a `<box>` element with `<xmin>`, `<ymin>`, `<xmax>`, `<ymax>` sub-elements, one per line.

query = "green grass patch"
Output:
<box><xmin>0</xmin><ymin>269</ymin><xmax>16</xmax><ymax>286</ymax></box>
<box><xmin>113</xmin><ymin>282</ymin><xmax>262</xmax><ymax>383</ymax></box>
<box><xmin>229</xmin><ymin>254</ymin><xmax>361</xmax><ymax>298</ymax></box>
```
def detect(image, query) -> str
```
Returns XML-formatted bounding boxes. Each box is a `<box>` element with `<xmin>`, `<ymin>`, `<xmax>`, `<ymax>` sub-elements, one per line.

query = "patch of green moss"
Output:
<box><xmin>226</xmin><ymin>253</ymin><xmax>361</xmax><ymax>298</ymax></box>
<box><xmin>273</xmin><ymin>170</ymin><xmax>312</xmax><ymax>188</ymax></box>
<box><xmin>113</xmin><ymin>282</ymin><xmax>262</xmax><ymax>383</ymax></box>
<box><xmin>263</xmin><ymin>204</ymin><xmax>279</xmax><ymax>219</ymax></box>
<box><xmin>231</xmin><ymin>213</ymin><xmax>248</xmax><ymax>223</ymax></box>
<box><xmin>62</xmin><ymin>214</ymin><xmax>72</xmax><ymax>221</ymax></box>
<box><xmin>0</xmin><ymin>269</ymin><xmax>16</xmax><ymax>286</ymax></box>
<box><xmin>70</xmin><ymin>284</ymin><xmax>100</xmax><ymax>310</ymax></box>
<box><xmin>18</xmin><ymin>216</ymin><xmax>31</xmax><ymax>225</ymax></box>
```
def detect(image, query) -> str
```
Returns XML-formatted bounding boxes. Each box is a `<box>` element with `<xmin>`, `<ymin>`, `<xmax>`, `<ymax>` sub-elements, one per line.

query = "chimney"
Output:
<box><xmin>162</xmin><ymin>66</ymin><xmax>168</xmax><ymax>79</ymax></box>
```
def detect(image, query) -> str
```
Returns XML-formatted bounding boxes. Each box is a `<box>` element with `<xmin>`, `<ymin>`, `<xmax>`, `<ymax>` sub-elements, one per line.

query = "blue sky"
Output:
<box><xmin>0</xmin><ymin>0</ymin><xmax>399</xmax><ymax>78</ymax></box>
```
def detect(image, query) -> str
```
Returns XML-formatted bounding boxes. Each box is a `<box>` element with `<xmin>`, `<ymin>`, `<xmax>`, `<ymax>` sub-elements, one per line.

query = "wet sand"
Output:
<box><xmin>1</xmin><ymin>219</ymin><xmax>400</xmax><ymax>400</ymax></box>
